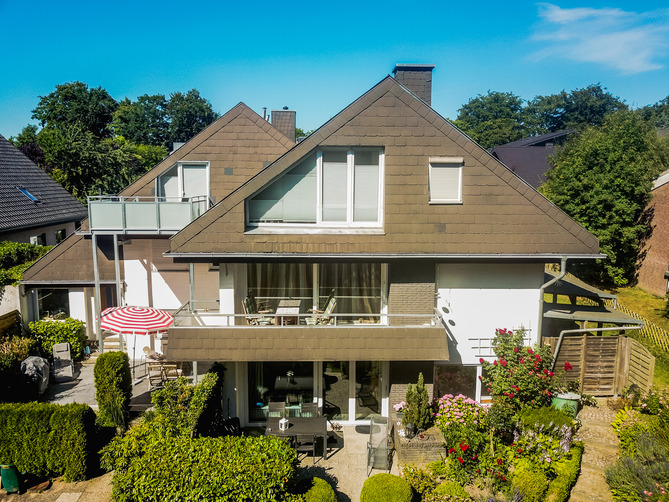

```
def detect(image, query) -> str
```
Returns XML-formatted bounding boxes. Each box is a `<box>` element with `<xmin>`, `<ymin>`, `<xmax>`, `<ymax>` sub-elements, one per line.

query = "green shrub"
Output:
<box><xmin>105</xmin><ymin>435</ymin><xmax>296</xmax><ymax>502</ymax></box>
<box><xmin>517</xmin><ymin>406</ymin><xmax>577</xmax><ymax>436</ymax></box>
<box><xmin>304</xmin><ymin>477</ymin><xmax>336</xmax><ymax>502</ymax></box>
<box><xmin>403</xmin><ymin>372</ymin><xmax>432</xmax><ymax>431</ymax></box>
<box><xmin>545</xmin><ymin>442</ymin><xmax>583</xmax><ymax>502</ymax></box>
<box><xmin>29</xmin><ymin>318</ymin><xmax>87</xmax><ymax>361</ymax></box>
<box><xmin>402</xmin><ymin>464</ymin><xmax>437</xmax><ymax>496</ymax></box>
<box><xmin>0</xmin><ymin>336</ymin><xmax>38</xmax><ymax>402</ymax></box>
<box><xmin>94</xmin><ymin>351</ymin><xmax>132</xmax><ymax>431</ymax></box>
<box><xmin>0</xmin><ymin>241</ymin><xmax>51</xmax><ymax>287</ymax></box>
<box><xmin>361</xmin><ymin>473</ymin><xmax>412</xmax><ymax>502</ymax></box>
<box><xmin>511</xmin><ymin>459</ymin><xmax>548</xmax><ymax>502</ymax></box>
<box><xmin>426</xmin><ymin>480</ymin><xmax>471</xmax><ymax>500</ymax></box>
<box><xmin>0</xmin><ymin>402</ymin><xmax>97</xmax><ymax>481</ymax></box>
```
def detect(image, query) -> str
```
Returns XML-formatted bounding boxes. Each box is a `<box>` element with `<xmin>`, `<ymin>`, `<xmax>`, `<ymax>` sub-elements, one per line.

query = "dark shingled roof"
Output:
<box><xmin>0</xmin><ymin>134</ymin><xmax>87</xmax><ymax>233</ymax></box>
<box><xmin>491</xmin><ymin>130</ymin><xmax>573</xmax><ymax>189</ymax></box>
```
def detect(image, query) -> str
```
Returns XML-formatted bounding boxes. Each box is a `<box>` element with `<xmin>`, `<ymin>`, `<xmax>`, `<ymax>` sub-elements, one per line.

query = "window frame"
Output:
<box><xmin>428</xmin><ymin>156</ymin><xmax>464</xmax><ymax>204</ymax></box>
<box><xmin>156</xmin><ymin>161</ymin><xmax>210</xmax><ymax>201</ymax></box>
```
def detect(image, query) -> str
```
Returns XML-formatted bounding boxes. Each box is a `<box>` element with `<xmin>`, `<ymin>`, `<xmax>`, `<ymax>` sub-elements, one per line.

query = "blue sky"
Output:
<box><xmin>1</xmin><ymin>0</ymin><xmax>667</xmax><ymax>139</ymax></box>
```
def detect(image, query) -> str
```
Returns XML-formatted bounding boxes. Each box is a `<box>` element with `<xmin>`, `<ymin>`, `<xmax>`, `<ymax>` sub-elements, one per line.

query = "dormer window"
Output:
<box><xmin>157</xmin><ymin>162</ymin><xmax>209</xmax><ymax>201</ymax></box>
<box><xmin>247</xmin><ymin>148</ymin><xmax>384</xmax><ymax>228</ymax></box>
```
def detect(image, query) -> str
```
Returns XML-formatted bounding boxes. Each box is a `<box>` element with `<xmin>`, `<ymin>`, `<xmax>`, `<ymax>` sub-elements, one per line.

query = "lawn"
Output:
<box><xmin>611</xmin><ymin>286</ymin><xmax>669</xmax><ymax>389</ymax></box>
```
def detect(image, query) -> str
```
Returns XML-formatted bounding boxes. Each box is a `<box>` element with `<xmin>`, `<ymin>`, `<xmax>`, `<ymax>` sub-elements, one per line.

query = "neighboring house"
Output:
<box><xmin>23</xmin><ymin>65</ymin><xmax>619</xmax><ymax>425</ymax></box>
<box><xmin>0</xmin><ymin>133</ymin><xmax>88</xmax><ymax>315</ymax></box>
<box><xmin>637</xmin><ymin>169</ymin><xmax>669</xmax><ymax>296</ymax></box>
<box><xmin>491</xmin><ymin>130</ymin><xmax>573</xmax><ymax>189</ymax></box>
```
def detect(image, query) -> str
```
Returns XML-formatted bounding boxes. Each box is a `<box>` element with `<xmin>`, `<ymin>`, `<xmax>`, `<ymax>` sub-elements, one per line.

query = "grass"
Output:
<box><xmin>611</xmin><ymin>286</ymin><xmax>669</xmax><ymax>389</ymax></box>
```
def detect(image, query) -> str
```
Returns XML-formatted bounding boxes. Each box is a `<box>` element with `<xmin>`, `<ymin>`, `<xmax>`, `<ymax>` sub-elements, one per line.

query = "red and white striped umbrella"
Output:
<box><xmin>99</xmin><ymin>306</ymin><xmax>173</xmax><ymax>335</ymax></box>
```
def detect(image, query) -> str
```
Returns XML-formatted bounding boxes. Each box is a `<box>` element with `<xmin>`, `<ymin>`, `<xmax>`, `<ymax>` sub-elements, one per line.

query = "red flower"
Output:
<box><xmin>496</xmin><ymin>459</ymin><xmax>503</xmax><ymax>465</ymax></box>
<box><xmin>473</xmin><ymin>454</ymin><xmax>477</xmax><ymax>460</ymax></box>
<box><xmin>448</xmin><ymin>448</ymin><xmax>456</xmax><ymax>454</ymax></box>
<box><xmin>519</xmin><ymin>358</ymin><xmax>525</xmax><ymax>364</ymax></box>
<box><xmin>479</xmin><ymin>358</ymin><xmax>485</xmax><ymax>364</ymax></box>
<box><xmin>564</xmin><ymin>361</ymin><xmax>573</xmax><ymax>371</ymax></box>
<box><xmin>527</xmin><ymin>348</ymin><xmax>534</xmax><ymax>354</ymax></box>
<box><xmin>518</xmin><ymin>448</ymin><xmax>523</xmax><ymax>453</ymax></box>
<box><xmin>460</xmin><ymin>443</ymin><xmax>470</xmax><ymax>451</ymax></box>
<box><xmin>509</xmin><ymin>392</ymin><xmax>515</xmax><ymax>398</ymax></box>
<box><xmin>513</xmin><ymin>347</ymin><xmax>519</xmax><ymax>353</ymax></box>
<box><xmin>500</xmin><ymin>360</ymin><xmax>507</xmax><ymax>367</ymax></box>
<box><xmin>502</xmin><ymin>477</ymin><xmax>506</xmax><ymax>482</ymax></box>
<box><xmin>543</xmin><ymin>369</ymin><xmax>548</xmax><ymax>374</ymax></box>
<box><xmin>493</xmin><ymin>360</ymin><xmax>498</xmax><ymax>366</ymax></box>
<box><xmin>548</xmin><ymin>371</ymin><xmax>554</xmax><ymax>377</ymax></box>
<box><xmin>458</xmin><ymin>457</ymin><xmax>464</xmax><ymax>464</ymax></box>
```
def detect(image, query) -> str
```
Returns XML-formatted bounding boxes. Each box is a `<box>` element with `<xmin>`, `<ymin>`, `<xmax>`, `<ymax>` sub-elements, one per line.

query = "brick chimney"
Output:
<box><xmin>271</xmin><ymin>107</ymin><xmax>296</xmax><ymax>142</ymax></box>
<box><xmin>392</xmin><ymin>64</ymin><xmax>435</xmax><ymax>106</ymax></box>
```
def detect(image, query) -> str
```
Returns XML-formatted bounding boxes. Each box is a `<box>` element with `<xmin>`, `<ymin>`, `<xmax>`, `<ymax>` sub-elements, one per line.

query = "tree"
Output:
<box><xmin>10</xmin><ymin>125</ymin><xmax>51</xmax><ymax>172</ymax></box>
<box><xmin>453</xmin><ymin>91</ymin><xmax>528</xmax><ymax>149</ymax></box>
<box><xmin>540</xmin><ymin>111</ymin><xmax>669</xmax><ymax>286</ymax></box>
<box><xmin>166</xmin><ymin>89</ymin><xmax>219</xmax><ymax>144</ymax></box>
<box><xmin>526</xmin><ymin>84</ymin><xmax>627</xmax><ymax>134</ymax></box>
<box><xmin>32</xmin><ymin>81</ymin><xmax>117</xmax><ymax>138</ymax></box>
<box><xmin>112</xmin><ymin>94</ymin><xmax>170</xmax><ymax>147</ymax></box>
<box><xmin>638</xmin><ymin>96</ymin><xmax>669</xmax><ymax>129</ymax></box>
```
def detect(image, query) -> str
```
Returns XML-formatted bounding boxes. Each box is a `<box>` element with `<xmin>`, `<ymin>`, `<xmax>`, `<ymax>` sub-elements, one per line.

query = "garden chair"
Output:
<box><xmin>367</xmin><ymin>416</ymin><xmax>390</xmax><ymax>476</ymax></box>
<box><xmin>243</xmin><ymin>296</ymin><xmax>274</xmax><ymax>326</ymax></box>
<box><xmin>268</xmin><ymin>401</ymin><xmax>285</xmax><ymax>418</ymax></box>
<box><xmin>295</xmin><ymin>434</ymin><xmax>317</xmax><ymax>463</ymax></box>
<box><xmin>300</xmin><ymin>402</ymin><xmax>320</xmax><ymax>417</ymax></box>
<box><xmin>306</xmin><ymin>294</ymin><xmax>337</xmax><ymax>325</ymax></box>
<box><xmin>148</xmin><ymin>364</ymin><xmax>164</xmax><ymax>390</ymax></box>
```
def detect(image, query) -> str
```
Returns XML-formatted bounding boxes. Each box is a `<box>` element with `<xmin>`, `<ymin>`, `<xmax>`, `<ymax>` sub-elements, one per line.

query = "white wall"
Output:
<box><xmin>1</xmin><ymin>221</ymin><xmax>77</xmax><ymax>246</ymax></box>
<box><xmin>0</xmin><ymin>285</ymin><xmax>20</xmax><ymax>316</ymax></box>
<box><xmin>437</xmin><ymin>263</ymin><xmax>544</xmax><ymax>365</ymax></box>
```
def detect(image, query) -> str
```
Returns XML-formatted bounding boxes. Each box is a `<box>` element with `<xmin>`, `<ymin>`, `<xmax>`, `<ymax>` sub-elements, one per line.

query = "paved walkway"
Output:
<box><xmin>570</xmin><ymin>399</ymin><xmax>619</xmax><ymax>502</ymax></box>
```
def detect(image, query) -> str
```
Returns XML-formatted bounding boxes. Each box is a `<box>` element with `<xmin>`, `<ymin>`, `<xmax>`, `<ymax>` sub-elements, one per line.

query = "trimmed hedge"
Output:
<box><xmin>304</xmin><ymin>477</ymin><xmax>337</xmax><ymax>502</ymax></box>
<box><xmin>0</xmin><ymin>402</ymin><xmax>97</xmax><ymax>481</ymax></box>
<box><xmin>29</xmin><ymin>318</ymin><xmax>88</xmax><ymax>361</ymax></box>
<box><xmin>361</xmin><ymin>473</ymin><xmax>413</xmax><ymax>502</ymax></box>
<box><xmin>545</xmin><ymin>441</ymin><xmax>584</xmax><ymax>502</ymax></box>
<box><xmin>104</xmin><ymin>435</ymin><xmax>296</xmax><ymax>501</ymax></box>
<box><xmin>94</xmin><ymin>351</ymin><xmax>132</xmax><ymax>430</ymax></box>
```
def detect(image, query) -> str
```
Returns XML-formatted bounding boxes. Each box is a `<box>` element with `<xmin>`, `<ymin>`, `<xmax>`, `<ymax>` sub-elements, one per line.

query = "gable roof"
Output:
<box><xmin>491</xmin><ymin>130</ymin><xmax>573</xmax><ymax>190</ymax></box>
<box><xmin>170</xmin><ymin>79</ymin><xmax>599</xmax><ymax>260</ymax></box>
<box><xmin>0</xmin><ymin>134</ymin><xmax>87</xmax><ymax>234</ymax></box>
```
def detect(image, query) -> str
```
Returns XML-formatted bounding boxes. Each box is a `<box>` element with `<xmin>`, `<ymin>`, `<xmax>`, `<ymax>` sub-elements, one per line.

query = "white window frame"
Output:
<box><xmin>156</xmin><ymin>161</ymin><xmax>210</xmax><ymax>201</ymax></box>
<box><xmin>428</xmin><ymin>156</ymin><xmax>463</xmax><ymax>204</ymax></box>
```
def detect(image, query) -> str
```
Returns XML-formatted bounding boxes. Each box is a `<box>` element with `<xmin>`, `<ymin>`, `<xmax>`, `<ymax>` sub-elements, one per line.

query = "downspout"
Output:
<box><xmin>550</xmin><ymin>325</ymin><xmax>643</xmax><ymax>372</ymax></box>
<box><xmin>537</xmin><ymin>256</ymin><xmax>568</xmax><ymax>347</ymax></box>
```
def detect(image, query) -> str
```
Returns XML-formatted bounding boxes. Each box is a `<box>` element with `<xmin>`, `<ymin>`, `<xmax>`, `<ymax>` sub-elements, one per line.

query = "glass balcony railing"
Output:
<box><xmin>87</xmin><ymin>195</ymin><xmax>211</xmax><ymax>234</ymax></box>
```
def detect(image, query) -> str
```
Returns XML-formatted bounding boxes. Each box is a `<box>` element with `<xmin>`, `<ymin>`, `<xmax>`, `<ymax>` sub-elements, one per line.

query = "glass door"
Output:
<box><xmin>322</xmin><ymin>361</ymin><xmax>350</xmax><ymax>420</ymax></box>
<box><xmin>355</xmin><ymin>361</ymin><xmax>383</xmax><ymax>419</ymax></box>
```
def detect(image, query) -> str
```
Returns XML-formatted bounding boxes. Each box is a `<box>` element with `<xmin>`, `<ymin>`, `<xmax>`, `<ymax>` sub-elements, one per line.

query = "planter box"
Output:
<box><xmin>392</xmin><ymin>411</ymin><xmax>446</xmax><ymax>467</ymax></box>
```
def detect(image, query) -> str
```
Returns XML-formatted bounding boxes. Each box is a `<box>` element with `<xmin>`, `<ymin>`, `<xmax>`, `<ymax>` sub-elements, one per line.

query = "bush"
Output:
<box><xmin>0</xmin><ymin>241</ymin><xmax>51</xmax><ymax>287</ymax></box>
<box><xmin>0</xmin><ymin>336</ymin><xmax>38</xmax><ymax>402</ymax></box>
<box><xmin>104</xmin><ymin>435</ymin><xmax>296</xmax><ymax>501</ymax></box>
<box><xmin>0</xmin><ymin>402</ymin><xmax>97</xmax><ymax>481</ymax></box>
<box><xmin>361</xmin><ymin>473</ymin><xmax>412</xmax><ymax>502</ymax></box>
<box><xmin>94</xmin><ymin>351</ymin><xmax>132</xmax><ymax>431</ymax></box>
<box><xmin>402</xmin><ymin>464</ymin><xmax>436</xmax><ymax>496</ymax></box>
<box><xmin>511</xmin><ymin>459</ymin><xmax>548</xmax><ymax>502</ymax></box>
<box><xmin>29</xmin><ymin>318</ymin><xmax>88</xmax><ymax>361</ymax></box>
<box><xmin>304</xmin><ymin>477</ymin><xmax>337</xmax><ymax>502</ymax></box>
<box><xmin>545</xmin><ymin>441</ymin><xmax>583</xmax><ymax>502</ymax></box>
<box><xmin>403</xmin><ymin>372</ymin><xmax>432</xmax><ymax>432</ymax></box>
<box><xmin>427</xmin><ymin>480</ymin><xmax>471</xmax><ymax>500</ymax></box>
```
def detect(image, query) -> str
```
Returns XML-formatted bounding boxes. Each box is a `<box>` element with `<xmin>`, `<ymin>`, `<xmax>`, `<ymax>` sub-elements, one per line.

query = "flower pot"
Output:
<box><xmin>552</xmin><ymin>392</ymin><xmax>580</xmax><ymax>417</ymax></box>
<box><xmin>1</xmin><ymin>464</ymin><xmax>20</xmax><ymax>493</ymax></box>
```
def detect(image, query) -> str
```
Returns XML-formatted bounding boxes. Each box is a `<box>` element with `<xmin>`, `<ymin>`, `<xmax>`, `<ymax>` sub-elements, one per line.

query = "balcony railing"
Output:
<box><xmin>87</xmin><ymin>195</ymin><xmax>211</xmax><ymax>234</ymax></box>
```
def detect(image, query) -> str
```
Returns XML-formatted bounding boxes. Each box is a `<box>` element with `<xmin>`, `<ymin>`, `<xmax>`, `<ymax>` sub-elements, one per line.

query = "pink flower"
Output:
<box><xmin>480</xmin><ymin>358</ymin><xmax>485</xmax><ymax>364</ymax></box>
<box><xmin>545</xmin><ymin>457</ymin><xmax>551</xmax><ymax>463</ymax></box>
<box><xmin>564</xmin><ymin>361</ymin><xmax>573</xmax><ymax>371</ymax></box>
<box><xmin>500</xmin><ymin>360</ymin><xmax>507</xmax><ymax>368</ymax></box>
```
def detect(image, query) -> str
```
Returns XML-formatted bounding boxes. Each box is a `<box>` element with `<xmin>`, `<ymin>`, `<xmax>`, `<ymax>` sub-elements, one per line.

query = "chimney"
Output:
<box><xmin>271</xmin><ymin>107</ymin><xmax>296</xmax><ymax>142</ymax></box>
<box><xmin>392</xmin><ymin>64</ymin><xmax>435</xmax><ymax>105</ymax></box>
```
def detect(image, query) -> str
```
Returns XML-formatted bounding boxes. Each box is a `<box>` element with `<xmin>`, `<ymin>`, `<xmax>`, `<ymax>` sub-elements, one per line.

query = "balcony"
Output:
<box><xmin>162</xmin><ymin>301</ymin><xmax>450</xmax><ymax>363</ymax></box>
<box><xmin>87</xmin><ymin>195</ymin><xmax>211</xmax><ymax>234</ymax></box>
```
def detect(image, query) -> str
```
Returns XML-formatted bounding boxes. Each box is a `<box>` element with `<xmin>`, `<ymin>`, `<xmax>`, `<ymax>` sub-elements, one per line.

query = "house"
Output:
<box><xmin>637</xmin><ymin>169</ymin><xmax>669</xmax><ymax>296</ymax></box>
<box><xmin>1</xmin><ymin>133</ymin><xmax>88</xmax><ymax>315</ymax></box>
<box><xmin>491</xmin><ymin>130</ymin><xmax>573</xmax><ymax>189</ymax></box>
<box><xmin>22</xmin><ymin>65</ymin><xmax>607</xmax><ymax>425</ymax></box>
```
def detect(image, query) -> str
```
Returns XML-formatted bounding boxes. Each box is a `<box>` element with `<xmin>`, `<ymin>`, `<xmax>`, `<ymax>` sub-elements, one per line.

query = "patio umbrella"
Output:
<box><xmin>99</xmin><ymin>306</ymin><xmax>174</xmax><ymax>335</ymax></box>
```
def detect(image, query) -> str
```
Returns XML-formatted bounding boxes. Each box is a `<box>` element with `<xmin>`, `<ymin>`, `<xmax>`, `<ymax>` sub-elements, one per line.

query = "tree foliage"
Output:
<box><xmin>167</xmin><ymin>89</ymin><xmax>219</xmax><ymax>143</ymax></box>
<box><xmin>638</xmin><ymin>96</ymin><xmax>669</xmax><ymax>129</ymax></box>
<box><xmin>111</xmin><ymin>94</ymin><xmax>169</xmax><ymax>148</ymax></box>
<box><xmin>32</xmin><ymin>81</ymin><xmax>117</xmax><ymax>138</ymax></box>
<box><xmin>540</xmin><ymin>111</ymin><xmax>669</xmax><ymax>286</ymax></box>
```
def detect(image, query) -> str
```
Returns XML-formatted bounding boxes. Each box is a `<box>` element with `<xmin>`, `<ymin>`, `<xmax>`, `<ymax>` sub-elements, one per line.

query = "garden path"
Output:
<box><xmin>569</xmin><ymin>399</ymin><xmax>619</xmax><ymax>502</ymax></box>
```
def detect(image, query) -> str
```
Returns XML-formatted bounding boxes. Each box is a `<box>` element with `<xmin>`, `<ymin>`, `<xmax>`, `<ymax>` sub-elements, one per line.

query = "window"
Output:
<box><xmin>17</xmin><ymin>186</ymin><xmax>40</xmax><ymax>203</ymax></box>
<box><xmin>247</xmin><ymin>148</ymin><xmax>383</xmax><ymax>227</ymax></box>
<box><xmin>55</xmin><ymin>228</ymin><xmax>66</xmax><ymax>243</ymax></box>
<box><xmin>30</xmin><ymin>233</ymin><xmax>46</xmax><ymax>246</ymax></box>
<box><xmin>429</xmin><ymin>156</ymin><xmax>463</xmax><ymax>204</ymax></box>
<box><xmin>157</xmin><ymin>162</ymin><xmax>209</xmax><ymax>201</ymax></box>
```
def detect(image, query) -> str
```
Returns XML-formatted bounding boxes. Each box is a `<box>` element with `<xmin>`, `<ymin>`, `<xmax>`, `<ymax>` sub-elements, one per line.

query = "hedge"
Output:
<box><xmin>29</xmin><ymin>318</ymin><xmax>88</xmax><ymax>361</ymax></box>
<box><xmin>94</xmin><ymin>351</ymin><xmax>132</xmax><ymax>431</ymax></box>
<box><xmin>361</xmin><ymin>473</ymin><xmax>413</xmax><ymax>502</ymax></box>
<box><xmin>304</xmin><ymin>477</ymin><xmax>337</xmax><ymax>502</ymax></box>
<box><xmin>0</xmin><ymin>336</ymin><xmax>38</xmax><ymax>402</ymax></box>
<box><xmin>104</xmin><ymin>435</ymin><xmax>296</xmax><ymax>501</ymax></box>
<box><xmin>545</xmin><ymin>441</ymin><xmax>584</xmax><ymax>502</ymax></box>
<box><xmin>0</xmin><ymin>402</ymin><xmax>98</xmax><ymax>481</ymax></box>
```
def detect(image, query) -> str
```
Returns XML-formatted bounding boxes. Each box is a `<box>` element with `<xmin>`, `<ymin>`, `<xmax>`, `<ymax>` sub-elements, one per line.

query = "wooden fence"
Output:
<box><xmin>545</xmin><ymin>334</ymin><xmax>655</xmax><ymax>395</ymax></box>
<box><xmin>607</xmin><ymin>301</ymin><xmax>669</xmax><ymax>352</ymax></box>
<box><xmin>0</xmin><ymin>309</ymin><xmax>21</xmax><ymax>336</ymax></box>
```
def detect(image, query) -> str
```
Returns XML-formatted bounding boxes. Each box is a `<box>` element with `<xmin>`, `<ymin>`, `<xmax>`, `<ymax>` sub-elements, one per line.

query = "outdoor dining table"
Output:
<box><xmin>275</xmin><ymin>299</ymin><xmax>301</xmax><ymax>325</ymax></box>
<box><xmin>265</xmin><ymin>416</ymin><xmax>329</xmax><ymax>459</ymax></box>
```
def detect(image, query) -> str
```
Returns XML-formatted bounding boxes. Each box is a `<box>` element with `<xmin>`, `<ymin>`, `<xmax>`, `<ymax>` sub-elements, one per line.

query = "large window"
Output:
<box><xmin>248</xmin><ymin>362</ymin><xmax>314</xmax><ymax>421</ymax></box>
<box><xmin>157</xmin><ymin>162</ymin><xmax>209</xmax><ymax>201</ymax></box>
<box><xmin>429</xmin><ymin>156</ymin><xmax>463</xmax><ymax>204</ymax></box>
<box><xmin>247</xmin><ymin>148</ymin><xmax>383</xmax><ymax>227</ymax></box>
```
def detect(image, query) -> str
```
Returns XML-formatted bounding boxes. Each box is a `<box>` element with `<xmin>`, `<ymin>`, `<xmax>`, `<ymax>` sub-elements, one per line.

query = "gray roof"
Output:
<box><xmin>0</xmin><ymin>134</ymin><xmax>87</xmax><ymax>234</ymax></box>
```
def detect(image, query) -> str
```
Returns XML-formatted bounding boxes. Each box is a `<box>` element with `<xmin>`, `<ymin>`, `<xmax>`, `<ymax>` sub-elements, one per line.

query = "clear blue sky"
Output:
<box><xmin>1</xmin><ymin>0</ymin><xmax>667</xmax><ymax>139</ymax></box>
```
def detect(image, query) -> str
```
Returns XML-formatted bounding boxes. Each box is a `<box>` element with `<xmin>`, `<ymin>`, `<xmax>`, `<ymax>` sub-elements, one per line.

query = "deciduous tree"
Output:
<box><xmin>167</xmin><ymin>89</ymin><xmax>219</xmax><ymax>144</ymax></box>
<box><xmin>112</xmin><ymin>94</ymin><xmax>170</xmax><ymax>147</ymax></box>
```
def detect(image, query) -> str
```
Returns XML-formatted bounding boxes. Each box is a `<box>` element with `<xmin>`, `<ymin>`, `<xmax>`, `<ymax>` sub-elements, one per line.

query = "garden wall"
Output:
<box><xmin>391</xmin><ymin>411</ymin><xmax>446</xmax><ymax>467</ymax></box>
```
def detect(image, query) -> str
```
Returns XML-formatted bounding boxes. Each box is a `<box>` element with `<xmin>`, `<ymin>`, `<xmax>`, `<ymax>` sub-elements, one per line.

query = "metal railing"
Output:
<box><xmin>87</xmin><ymin>195</ymin><xmax>211</xmax><ymax>233</ymax></box>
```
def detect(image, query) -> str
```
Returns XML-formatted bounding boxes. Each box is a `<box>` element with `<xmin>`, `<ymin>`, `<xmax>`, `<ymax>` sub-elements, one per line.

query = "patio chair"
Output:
<box><xmin>247</xmin><ymin>289</ymin><xmax>273</xmax><ymax>314</ymax></box>
<box><xmin>148</xmin><ymin>364</ymin><xmax>164</xmax><ymax>390</ymax></box>
<box><xmin>268</xmin><ymin>401</ymin><xmax>285</xmax><ymax>418</ymax></box>
<box><xmin>243</xmin><ymin>296</ymin><xmax>274</xmax><ymax>326</ymax></box>
<box><xmin>306</xmin><ymin>294</ymin><xmax>337</xmax><ymax>325</ymax></box>
<box><xmin>300</xmin><ymin>402</ymin><xmax>320</xmax><ymax>417</ymax></box>
<box><xmin>367</xmin><ymin>416</ymin><xmax>390</xmax><ymax>476</ymax></box>
<box><xmin>295</xmin><ymin>434</ymin><xmax>317</xmax><ymax>463</ymax></box>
